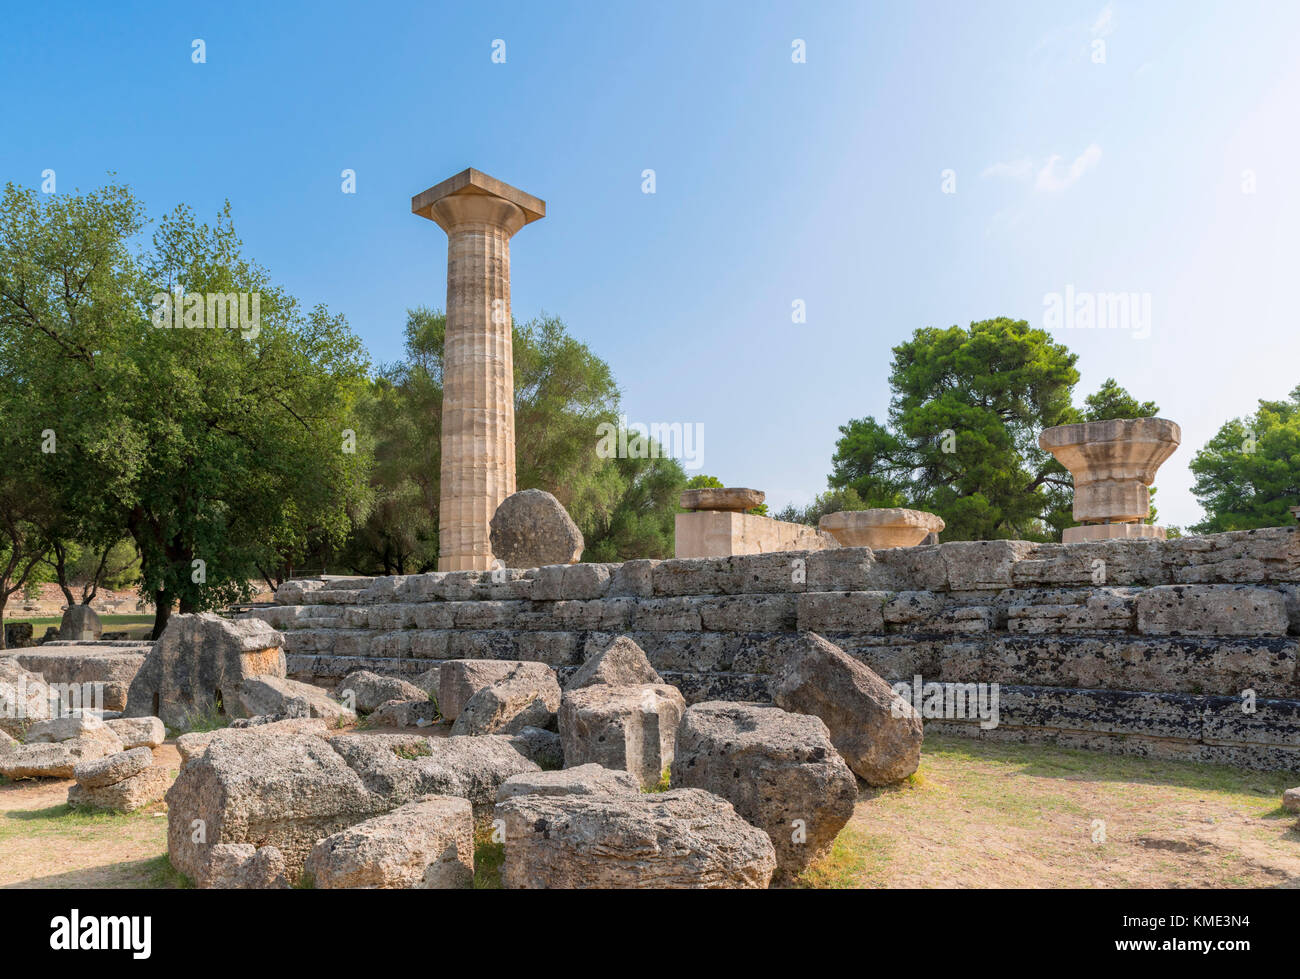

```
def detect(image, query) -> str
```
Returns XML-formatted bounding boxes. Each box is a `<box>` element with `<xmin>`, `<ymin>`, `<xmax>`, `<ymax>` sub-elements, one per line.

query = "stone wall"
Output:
<box><xmin>245</xmin><ymin>527</ymin><xmax>1300</xmax><ymax>772</ymax></box>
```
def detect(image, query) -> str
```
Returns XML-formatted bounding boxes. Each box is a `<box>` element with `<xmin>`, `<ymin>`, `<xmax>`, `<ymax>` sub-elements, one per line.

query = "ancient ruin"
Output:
<box><xmin>819</xmin><ymin>508</ymin><xmax>945</xmax><ymax>548</ymax></box>
<box><xmin>675</xmin><ymin>486</ymin><xmax>836</xmax><ymax>558</ymax></box>
<box><xmin>412</xmin><ymin>169</ymin><xmax>545</xmax><ymax>572</ymax></box>
<box><xmin>1039</xmin><ymin>417</ymin><xmax>1181</xmax><ymax>542</ymax></box>
<box><xmin>251</xmin><ymin>526</ymin><xmax>1300</xmax><ymax>773</ymax></box>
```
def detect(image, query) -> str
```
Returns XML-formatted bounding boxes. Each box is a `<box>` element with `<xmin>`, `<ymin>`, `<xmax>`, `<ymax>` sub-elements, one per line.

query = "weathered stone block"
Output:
<box><xmin>1136</xmin><ymin>585</ymin><xmax>1288</xmax><ymax>637</ymax></box>
<box><xmin>68</xmin><ymin>764</ymin><xmax>171</xmax><ymax>812</ymax></box>
<box><xmin>449</xmin><ymin>663</ymin><xmax>561</xmax><ymax>736</ymax></box>
<box><xmin>672</xmin><ymin>701</ymin><xmax>857</xmax><ymax>883</ymax></box>
<box><xmin>496</xmin><ymin>788</ymin><xmax>776</xmax><ymax>888</ymax></box>
<box><xmin>608</xmin><ymin>559</ymin><xmax>658</xmax><ymax>598</ymax></box>
<box><xmin>558</xmin><ymin>683</ymin><xmax>686</xmax><ymax>788</ymax></box>
<box><xmin>566</xmin><ymin>635</ymin><xmax>662</xmax><ymax>690</ymax></box>
<box><xmin>771</xmin><ymin>632</ymin><xmax>922</xmax><ymax>785</ymax></box>
<box><xmin>125</xmin><ymin>613</ymin><xmax>287</xmax><ymax>728</ymax></box>
<box><xmin>495</xmin><ymin>763</ymin><xmax>640</xmax><ymax>802</ymax></box>
<box><xmin>73</xmin><ymin>746</ymin><xmax>154</xmax><ymax>788</ymax></box>
<box><xmin>631</xmin><ymin>597</ymin><xmax>703</xmax><ymax>632</ymax></box>
<box><xmin>305</xmin><ymin>795</ymin><xmax>474</xmax><ymax>889</ymax></box>
<box><xmin>334</xmin><ymin>671</ymin><xmax>428</xmax><ymax>714</ymax></box>
<box><xmin>797</xmin><ymin>591</ymin><xmax>887</xmax><ymax>633</ymax></box>
<box><xmin>697</xmin><ymin>594</ymin><xmax>797</xmax><ymax>632</ymax></box>
<box><xmin>437</xmin><ymin>659</ymin><xmax>555</xmax><ymax>721</ymax></box>
<box><xmin>106</xmin><ymin>716</ymin><xmax>165</xmax><ymax>749</ymax></box>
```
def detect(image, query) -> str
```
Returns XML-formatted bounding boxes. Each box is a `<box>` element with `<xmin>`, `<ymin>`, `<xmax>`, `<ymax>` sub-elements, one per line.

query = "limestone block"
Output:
<box><xmin>631</xmin><ymin>597</ymin><xmax>704</xmax><ymax>632</ymax></box>
<box><xmin>305</xmin><ymin>796</ymin><xmax>474</xmax><ymax>889</ymax></box>
<box><xmin>367</xmin><ymin>699</ymin><xmax>441</xmax><ymax>728</ymax></box>
<box><xmin>449</xmin><ymin>664</ymin><xmax>561</xmax><ymax>736</ymax></box>
<box><xmin>558</xmin><ymin>683</ymin><xmax>686</xmax><ymax>789</ymax></box>
<box><xmin>333</xmin><ymin>670</ymin><xmax>429</xmax><ymax>714</ymax></box>
<box><xmin>495</xmin><ymin>763</ymin><xmax>640</xmax><ymax>803</ymax></box>
<box><xmin>819</xmin><ymin>508</ymin><xmax>944</xmax><ymax>548</ymax></box>
<box><xmin>496</xmin><ymin>788</ymin><xmax>776</xmax><ymax>889</ymax></box>
<box><xmin>437</xmin><ymin>660</ymin><xmax>556</xmax><ymax>721</ymax></box>
<box><xmin>940</xmin><ymin>540</ymin><xmax>1036</xmax><ymax>591</ymax></box>
<box><xmin>806</xmin><ymin>548</ymin><xmax>877</xmax><ymax>593</ymax></box>
<box><xmin>672</xmin><ymin>701</ymin><xmax>858</xmax><ymax>883</ymax></box>
<box><xmin>58</xmin><ymin>605</ymin><xmax>102</xmax><ymax>641</ymax></box>
<box><xmin>608</xmin><ymin>559</ymin><xmax>658</xmax><ymax>598</ymax></box>
<box><xmin>73</xmin><ymin>746</ymin><xmax>154</xmax><ymax>788</ymax></box>
<box><xmin>565</xmin><ymin>635</ymin><xmax>662</xmax><ymax>690</ymax></box>
<box><xmin>490</xmin><ymin>489</ymin><xmax>584</xmax><ymax>569</ymax></box>
<box><xmin>796</xmin><ymin>592</ymin><xmax>888</xmax><ymax>633</ymax></box>
<box><xmin>124</xmin><ymin>613</ymin><xmax>287</xmax><ymax>728</ymax></box>
<box><xmin>771</xmin><ymin>632</ymin><xmax>922</xmax><ymax>785</ymax></box>
<box><xmin>68</xmin><ymin>765</ymin><xmax>171</xmax><ymax>812</ymax></box>
<box><xmin>674</xmin><ymin>510</ymin><xmax>835</xmax><ymax>560</ymax></box>
<box><xmin>696</xmin><ymin>594</ymin><xmax>797</xmax><ymax>632</ymax></box>
<box><xmin>204</xmin><ymin>844</ymin><xmax>290</xmax><ymax>889</ymax></box>
<box><xmin>1136</xmin><ymin>585</ymin><xmax>1288</xmax><ymax>637</ymax></box>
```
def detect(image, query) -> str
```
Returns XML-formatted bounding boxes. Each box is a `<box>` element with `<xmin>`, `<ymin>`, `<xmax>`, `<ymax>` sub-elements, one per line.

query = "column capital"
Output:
<box><xmin>412</xmin><ymin>168</ymin><xmax>545</xmax><ymax>235</ymax></box>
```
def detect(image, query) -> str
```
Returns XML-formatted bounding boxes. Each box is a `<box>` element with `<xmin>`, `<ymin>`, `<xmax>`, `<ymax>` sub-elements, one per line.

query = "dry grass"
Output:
<box><xmin>797</xmin><ymin>734</ymin><xmax>1300</xmax><ymax>888</ymax></box>
<box><xmin>2</xmin><ymin>734</ymin><xmax>1296</xmax><ymax>888</ymax></box>
<box><xmin>0</xmin><ymin>744</ymin><xmax>182</xmax><ymax>889</ymax></box>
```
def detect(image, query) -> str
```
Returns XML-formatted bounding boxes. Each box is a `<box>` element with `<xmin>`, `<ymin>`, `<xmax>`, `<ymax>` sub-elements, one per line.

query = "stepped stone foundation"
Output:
<box><xmin>243</xmin><ymin>527</ymin><xmax>1300</xmax><ymax>772</ymax></box>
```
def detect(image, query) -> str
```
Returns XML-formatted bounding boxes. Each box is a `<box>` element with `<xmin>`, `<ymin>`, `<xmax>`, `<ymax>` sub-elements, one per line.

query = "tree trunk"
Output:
<box><xmin>151</xmin><ymin>590</ymin><xmax>172</xmax><ymax>640</ymax></box>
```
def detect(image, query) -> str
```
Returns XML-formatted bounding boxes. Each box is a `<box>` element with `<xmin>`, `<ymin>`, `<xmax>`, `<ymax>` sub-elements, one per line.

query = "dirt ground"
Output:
<box><xmin>800</xmin><ymin>735</ymin><xmax>1300</xmax><ymax>888</ymax></box>
<box><xmin>2</xmin><ymin>734</ymin><xmax>1296</xmax><ymax>889</ymax></box>
<box><xmin>0</xmin><ymin>744</ymin><xmax>182</xmax><ymax>888</ymax></box>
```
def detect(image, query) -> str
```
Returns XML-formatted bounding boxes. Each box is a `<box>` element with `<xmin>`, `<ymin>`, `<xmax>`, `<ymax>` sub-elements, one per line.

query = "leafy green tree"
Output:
<box><xmin>345</xmin><ymin>308</ymin><xmax>628</xmax><ymax>572</ymax></box>
<box><xmin>771</xmin><ymin>486</ymin><xmax>868</xmax><ymax>527</ymax></box>
<box><xmin>826</xmin><ymin>320</ymin><xmax>1162</xmax><ymax>541</ymax></box>
<box><xmin>39</xmin><ymin>537</ymin><xmax>139</xmax><ymax>608</ymax></box>
<box><xmin>829</xmin><ymin>318</ymin><xmax>1080</xmax><ymax>540</ymax></box>
<box><xmin>584</xmin><ymin>451</ymin><xmax>687</xmax><ymax>561</ymax></box>
<box><xmin>0</xmin><ymin>182</ymin><xmax>372</xmax><ymax>636</ymax></box>
<box><xmin>0</xmin><ymin>422</ymin><xmax>53</xmax><ymax>648</ymax></box>
<box><xmin>1189</xmin><ymin>386</ymin><xmax>1300</xmax><ymax>532</ymax></box>
<box><xmin>1081</xmin><ymin>377</ymin><xmax>1159</xmax><ymax>421</ymax></box>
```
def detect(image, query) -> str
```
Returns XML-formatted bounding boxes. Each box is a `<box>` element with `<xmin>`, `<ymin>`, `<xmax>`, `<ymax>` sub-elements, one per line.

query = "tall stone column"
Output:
<box><xmin>412</xmin><ymin>169</ymin><xmax>545</xmax><ymax>571</ymax></box>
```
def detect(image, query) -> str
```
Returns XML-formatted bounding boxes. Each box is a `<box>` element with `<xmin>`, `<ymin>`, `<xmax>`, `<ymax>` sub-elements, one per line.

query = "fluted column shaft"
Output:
<box><xmin>427</xmin><ymin>195</ymin><xmax>526</xmax><ymax>571</ymax></box>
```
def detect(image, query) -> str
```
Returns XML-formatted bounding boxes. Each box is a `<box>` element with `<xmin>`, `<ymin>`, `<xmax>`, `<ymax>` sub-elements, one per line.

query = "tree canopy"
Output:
<box><xmin>0</xmin><ymin>181</ymin><xmax>371</xmax><ymax>636</ymax></box>
<box><xmin>825</xmin><ymin>319</ymin><xmax>1160</xmax><ymax>541</ymax></box>
<box><xmin>1189</xmin><ymin>386</ymin><xmax>1300</xmax><ymax>533</ymax></box>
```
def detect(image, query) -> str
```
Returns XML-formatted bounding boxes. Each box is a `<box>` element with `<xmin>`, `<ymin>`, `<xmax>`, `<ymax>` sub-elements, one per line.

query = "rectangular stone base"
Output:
<box><xmin>674</xmin><ymin>510</ymin><xmax>835</xmax><ymax>559</ymax></box>
<box><xmin>1063</xmin><ymin>523</ymin><xmax>1166</xmax><ymax>543</ymax></box>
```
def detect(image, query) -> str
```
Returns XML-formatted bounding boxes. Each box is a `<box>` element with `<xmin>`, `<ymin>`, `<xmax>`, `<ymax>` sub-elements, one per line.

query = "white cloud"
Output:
<box><xmin>1034</xmin><ymin>143</ymin><xmax>1103</xmax><ymax>191</ymax></box>
<box><xmin>981</xmin><ymin>144</ymin><xmax>1103</xmax><ymax>193</ymax></box>
<box><xmin>981</xmin><ymin>158</ymin><xmax>1035</xmax><ymax>180</ymax></box>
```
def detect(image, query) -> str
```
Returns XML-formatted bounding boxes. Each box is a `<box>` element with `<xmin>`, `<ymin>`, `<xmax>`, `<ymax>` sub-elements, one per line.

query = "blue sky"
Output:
<box><xmin>4</xmin><ymin>0</ymin><xmax>1298</xmax><ymax>528</ymax></box>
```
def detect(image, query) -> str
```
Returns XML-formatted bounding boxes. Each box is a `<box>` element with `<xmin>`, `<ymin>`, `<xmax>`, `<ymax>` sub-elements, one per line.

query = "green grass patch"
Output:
<box><xmin>173</xmin><ymin>702</ymin><xmax>230</xmax><ymax>735</ymax></box>
<box><xmin>393</xmin><ymin>741</ymin><xmax>432</xmax><ymax>760</ymax></box>
<box><xmin>643</xmin><ymin>767</ymin><xmax>672</xmax><ymax>793</ymax></box>
<box><xmin>796</xmin><ymin>826</ymin><xmax>894</xmax><ymax>889</ymax></box>
<box><xmin>11</xmin><ymin>614</ymin><xmax>155</xmax><ymax>639</ymax></box>
<box><xmin>473</xmin><ymin>824</ymin><xmax>504</xmax><ymax>889</ymax></box>
<box><xmin>142</xmin><ymin>854</ymin><xmax>193</xmax><ymax>889</ymax></box>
